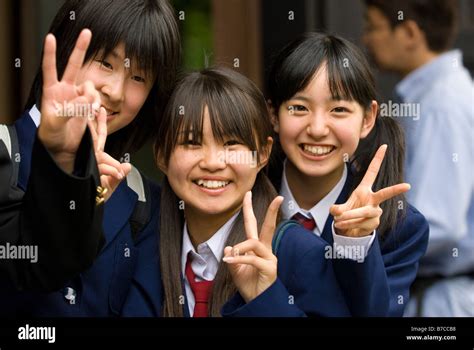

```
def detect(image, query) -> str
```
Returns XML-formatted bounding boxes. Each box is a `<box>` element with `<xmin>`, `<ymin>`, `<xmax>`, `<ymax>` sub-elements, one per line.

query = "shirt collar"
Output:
<box><xmin>29</xmin><ymin>104</ymin><xmax>41</xmax><ymax>127</ymax></box>
<box><xmin>280</xmin><ymin>160</ymin><xmax>347</xmax><ymax>233</ymax></box>
<box><xmin>395</xmin><ymin>50</ymin><xmax>462</xmax><ymax>102</ymax></box>
<box><xmin>181</xmin><ymin>211</ymin><xmax>240</xmax><ymax>275</ymax></box>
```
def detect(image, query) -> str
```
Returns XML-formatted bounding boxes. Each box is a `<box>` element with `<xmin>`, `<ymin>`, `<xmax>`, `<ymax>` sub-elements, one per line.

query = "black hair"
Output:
<box><xmin>267</xmin><ymin>32</ymin><xmax>407</xmax><ymax>237</ymax></box>
<box><xmin>25</xmin><ymin>0</ymin><xmax>181</xmax><ymax>158</ymax></box>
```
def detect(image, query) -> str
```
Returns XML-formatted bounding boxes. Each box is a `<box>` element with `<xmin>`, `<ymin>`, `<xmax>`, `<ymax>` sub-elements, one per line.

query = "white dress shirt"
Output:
<box><xmin>181</xmin><ymin>212</ymin><xmax>239</xmax><ymax>316</ymax></box>
<box><xmin>279</xmin><ymin>161</ymin><xmax>376</xmax><ymax>260</ymax></box>
<box><xmin>29</xmin><ymin>105</ymin><xmax>41</xmax><ymax>127</ymax></box>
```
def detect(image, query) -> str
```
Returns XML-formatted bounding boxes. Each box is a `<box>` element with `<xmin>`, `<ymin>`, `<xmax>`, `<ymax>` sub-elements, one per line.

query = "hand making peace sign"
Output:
<box><xmin>330</xmin><ymin>144</ymin><xmax>411</xmax><ymax>237</ymax></box>
<box><xmin>37</xmin><ymin>29</ymin><xmax>100</xmax><ymax>173</ymax></box>
<box><xmin>87</xmin><ymin>108</ymin><xmax>131</xmax><ymax>202</ymax></box>
<box><xmin>223</xmin><ymin>192</ymin><xmax>284</xmax><ymax>303</ymax></box>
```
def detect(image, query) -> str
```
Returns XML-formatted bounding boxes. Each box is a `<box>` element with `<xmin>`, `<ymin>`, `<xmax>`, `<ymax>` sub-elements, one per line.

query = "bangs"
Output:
<box><xmin>72</xmin><ymin>0</ymin><xmax>176</xmax><ymax>80</ymax></box>
<box><xmin>325</xmin><ymin>41</ymin><xmax>372</xmax><ymax>105</ymax></box>
<box><xmin>159</xmin><ymin>68</ymin><xmax>272</xmax><ymax>165</ymax></box>
<box><xmin>172</xmin><ymin>72</ymin><xmax>258</xmax><ymax>150</ymax></box>
<box><xmin>268</xmin><ymin>33</ymin><xmax>375</xmax><ymax>109</ymax></box>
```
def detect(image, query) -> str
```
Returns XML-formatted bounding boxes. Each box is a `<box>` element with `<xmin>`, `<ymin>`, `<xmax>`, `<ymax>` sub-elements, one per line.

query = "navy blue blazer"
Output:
<box><xmin>120</xmin><ymin>178</ymin><xmax>429</xmax><ymax>317</ymax></box>
<box><xmin>221</xmin><ymin>169</ymin><xmax>430</xmax><ymax>317</ymax></box>
<box><xmin>0</xmin><ymin>112</ymin><xmax>161</xmax><ymax>317</ymax></box>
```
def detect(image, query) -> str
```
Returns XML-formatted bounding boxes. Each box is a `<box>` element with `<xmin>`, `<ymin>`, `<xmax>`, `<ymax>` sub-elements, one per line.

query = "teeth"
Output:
<box><xmin>103</xmin><ymin>107</ymin><xmax>116</xmax><ymax>116</ymax></box>
<box><xmin>303</xmin><ymin>145</ymin><xmax>334</xmax><ymax>155</ymax></box>
<box><xmin>196</xmin><ymin>179</ymin><xmax>230</xmax><ymax>189</ymax></box>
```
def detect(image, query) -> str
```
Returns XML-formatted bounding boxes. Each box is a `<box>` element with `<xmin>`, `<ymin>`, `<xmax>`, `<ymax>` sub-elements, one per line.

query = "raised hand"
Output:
<box><xmin>330</xmin><ymin>144</ymin><xmax>410</xmax><ymax>237</ymax></box>
<box><xmin>87</xmin><ymin>108</ymin><xmax>131</xmax><ymax>202</ymax></box>
<box><xmin>223</xmin><ymin>192</ymin><xmax>284</xmax><ymax>303</ymax></box>
<box><xmin>38</xmin><ymin>29</ymin><xmax>100</xmax><ymax>173</ymax></box>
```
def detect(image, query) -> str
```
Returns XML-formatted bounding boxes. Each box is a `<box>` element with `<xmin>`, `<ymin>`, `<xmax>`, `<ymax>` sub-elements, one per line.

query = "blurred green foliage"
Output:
<box><xmin>172</xmin><ymin>0</ymin><xmax>213</xmax><ymax>70</ymax></box>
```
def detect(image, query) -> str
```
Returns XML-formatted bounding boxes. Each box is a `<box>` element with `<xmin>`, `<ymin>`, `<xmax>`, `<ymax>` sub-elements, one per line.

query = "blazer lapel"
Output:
<box><xmin>102</xmin><ymin>180</ymin><xmax>138</xmax><ymax>248</ymax></box>
<box><xmin>130</xmin><ymin>235</ymin><xmax>162</xmax><ymax>316</ymax></box>
<box><xmin>14</xmin><ymin>112</ymin><xmax>37</xmax><ymax>190</ymax></box>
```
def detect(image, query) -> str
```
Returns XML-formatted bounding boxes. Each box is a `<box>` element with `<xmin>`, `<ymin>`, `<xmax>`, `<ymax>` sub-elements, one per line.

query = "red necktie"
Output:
<box><xmin>291</xmin><ymin>212</ymin><xmax>317</xmax><ymax>231</ymax></box>
<box><xmin>185</xmin><ymin>255</ymin><xmax>214</xmax><ymax>317</ymax></box>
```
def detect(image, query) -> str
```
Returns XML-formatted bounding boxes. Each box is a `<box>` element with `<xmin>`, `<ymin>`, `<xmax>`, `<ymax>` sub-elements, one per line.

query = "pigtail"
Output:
<box><xmin>160</xmin><ymin>177</ymin><xmax>186</xmax><ymax>317</ymax></box>
<box><xmin>351</xmin><ymin>115</ymin><xmax>407</xmax><ymax>238</ymax></box>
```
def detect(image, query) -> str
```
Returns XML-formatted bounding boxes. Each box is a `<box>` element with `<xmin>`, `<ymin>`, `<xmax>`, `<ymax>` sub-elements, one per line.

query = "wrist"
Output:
<box><xmin>38</xmin><ymin>127</ymin><xmax>75</xmax><ymax>173</ymax></box>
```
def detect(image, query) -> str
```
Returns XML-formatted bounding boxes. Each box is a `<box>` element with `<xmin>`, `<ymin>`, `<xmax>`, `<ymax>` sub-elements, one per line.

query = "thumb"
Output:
<box><xmin>223</xmin><ymin>246</ymin><xmax>239</xmax><ymax>276</ymax></box>
<box><xmin>120</xmin><ymin>162</ymin><xmax>132</xmax><ymax>178</ymax></box>
<box><xmin>330</xmin><ymin>204</ymin><xmax>344</xmax><ymax>218</ymax></box>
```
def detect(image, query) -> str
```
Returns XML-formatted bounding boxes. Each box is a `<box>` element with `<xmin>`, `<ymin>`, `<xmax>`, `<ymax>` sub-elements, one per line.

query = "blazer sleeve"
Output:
<box><xmin>221</xmin><ymin>226</ymin><xmax>352</xmax><ymax>317</ymax></box>
<box><xmin>331</xmin><ymin>205</ymin><xmax>429</xmax><ymax>316</ymax></box>
<box><xmin>0</xmin><ymin>130</ymin><xmax>105</xmax><ymax>292</ymax></box>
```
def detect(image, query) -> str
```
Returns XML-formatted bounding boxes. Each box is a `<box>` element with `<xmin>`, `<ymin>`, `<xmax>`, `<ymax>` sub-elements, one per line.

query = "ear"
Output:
<box><xmin>267</xmin><ymin>100</ymin><xmax>280</xmax><ymax>133</ymax></box>
<box><xmin>257</xmin><ymin>136</ymin><xmax>274</xmax><ymax>171</ymax></box>
<box><xmin>155</xmin><ymin>151</ymin><xmax>168</xmax><ymax>175</ymax></box>
<box><xmin>360</xmin><ymin>100</ymin><xmax>377</xmax><ymax>139</ymax></box>
<box><xmin>397</xmin><ymin>19</ymin><xmax>425</xmax><ymax>50</ymax></box>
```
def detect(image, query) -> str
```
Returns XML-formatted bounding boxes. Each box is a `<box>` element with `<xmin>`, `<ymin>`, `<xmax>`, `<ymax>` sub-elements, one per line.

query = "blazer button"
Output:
<box><xmin>63</xmin><ymin>287</ymin><xmax>77</xmax><ymax>305</ymax></box>
<box><xmin>96</xmin><ymin>186</ymin><xmax>108</xmax><ymax>206</ymax></box>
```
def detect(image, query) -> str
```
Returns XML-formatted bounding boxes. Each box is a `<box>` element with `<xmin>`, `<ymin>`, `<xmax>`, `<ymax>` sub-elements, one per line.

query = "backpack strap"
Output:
<box><xmin>126</xmin><ymin>165</ymin><xmax>152</xmax><ymax>243</ymax></box>
<box><xmin>0</xmin><ymin>124</ymin><xmax>20</xmax><ymax>187</ymax></box>
<box><xmin>272</xmin><ymin>220</ymin><xmax>300</xmax><ymax>255</ymax></box>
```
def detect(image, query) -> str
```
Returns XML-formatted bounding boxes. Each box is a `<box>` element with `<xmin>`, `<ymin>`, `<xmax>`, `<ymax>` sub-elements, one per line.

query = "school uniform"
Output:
<box><xmin>120</xmin><ymin>211</ymin><xmax>239</xmax><ymax>317</ymax></box>
<box><xmin>120</xmin><ymin>204</ymin><xmax>366</xmax><ymax>317</ymax></box>
<box><xmin>0</xmin><ymin>108</ymin><xmax>160</xmax><ymax>317</ymax></box>
<box><xmin>0</xmin><ymin>125</ymin><xmax>103</xmax><ymax>292</ymax></box>
<box><xmin>221</xmin><ymin>161</ymin><xmax>430</xmax><ymax>317</ymax></box>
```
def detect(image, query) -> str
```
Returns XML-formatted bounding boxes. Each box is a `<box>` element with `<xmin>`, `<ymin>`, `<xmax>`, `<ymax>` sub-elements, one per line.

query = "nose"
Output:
<box><xmin>101</xmin><ymin>73</ymin><xmax>125</xmax><ymax>103</ymax></box>
<box><xmin>307</xmin><ymin>112</ymin><xmax>330</xmax><ymax>139</ymax></box>
<box><xmin>199</xmin><ymin>145</ymin><xmax>226</xmax><ymax>172</ymax></box>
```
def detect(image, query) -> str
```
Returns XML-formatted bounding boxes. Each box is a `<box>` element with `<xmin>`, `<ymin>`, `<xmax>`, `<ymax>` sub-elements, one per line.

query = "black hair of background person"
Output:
<box><xmin>364</xmin><ymin>0</ymin><xmax>459</xmax><ymax>52</ymax></box>
<box><xmin>266</xmin><ymin>32</ymin><xmax>406</xmax><ymax>238</ymax></box>
<box><xmin>24</xmin><ymin>0</ymin><xmax>181</xmax><ymax>159</ymax></box>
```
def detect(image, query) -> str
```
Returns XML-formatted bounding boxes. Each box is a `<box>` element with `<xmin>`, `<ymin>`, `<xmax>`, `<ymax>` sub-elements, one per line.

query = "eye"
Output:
<box><xmin>332</xmin><ymin>106</ymin><xmax>350</xmax><ymax>113</ymax></box>
<box><xmin>183</xmin><ymin>139</ymin><xmax>200</xmax><ymax>146</ymax></box>
<box><xmin>224</xmin><ymin>140</ymin><xmax>241</xmax><ymax>147</ymax></box>
<box><xmin>288</xmin><ymin>105</ymin><xmax>308</xmax><ymax>113</ymax></box>
<box><xmin>132</xmin><ymin>75</ymin><xmax>146</xmax><ymax>83</ymax></box>
<box><xmin>96</xmin><ymin>60</ymin><xmax>113</xmax><ymax>70</ymax></box>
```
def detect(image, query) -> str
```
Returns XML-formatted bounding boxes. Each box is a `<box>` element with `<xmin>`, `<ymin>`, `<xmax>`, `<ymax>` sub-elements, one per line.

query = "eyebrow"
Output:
<box><xmin>289</xmin><ymin>94</ymin><xmax>352</xmax><ymax>104</ymax></box>
<box><xmin>289</xmin><ymin>95</ymin><xmax>312</xmax><ymax>103</ymax></box>
<box><xmin>108</xmin><ymin>49</ymin><xmax>124</xmax><ymax>60</ymax></box>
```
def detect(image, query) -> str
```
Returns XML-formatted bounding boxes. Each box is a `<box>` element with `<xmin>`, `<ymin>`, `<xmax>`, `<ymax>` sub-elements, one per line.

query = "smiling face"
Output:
<box><xmin>274</xmin><ymin>64</ymin><xmax>376</xmax><ymax>182</ymax></box>
<box><xmin>164</xmin><ymin>107</ymin><xmax>270</xmax><ymax>219</ymax></box>
<box><xmin>76</xmin><ymin>43</ymin><xmax>153</xmax><ymax>134</ymax></box>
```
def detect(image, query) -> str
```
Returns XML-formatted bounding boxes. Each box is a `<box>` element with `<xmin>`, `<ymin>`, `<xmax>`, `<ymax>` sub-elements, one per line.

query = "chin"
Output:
<box><xmin>192</xmin><ymin>202</ymin><xmax>238</xmax><ymax>216</ymax></box>
<box><xmin>294</xmin><ymin>158</ymin><xmax>341</xmax><ymax>178</ymax></box>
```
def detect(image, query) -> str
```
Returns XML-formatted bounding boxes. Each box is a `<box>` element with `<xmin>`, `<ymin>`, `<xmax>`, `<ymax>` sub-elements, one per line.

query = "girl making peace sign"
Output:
<box><xmin>2</xmin><ymin>0</ymin><xmax>180</xmax><ymax>317</ymax></box>
<box><xmin>242</xmin><ymin>32</ymin><xmax>429</xmax><ymax>316</ymax></box>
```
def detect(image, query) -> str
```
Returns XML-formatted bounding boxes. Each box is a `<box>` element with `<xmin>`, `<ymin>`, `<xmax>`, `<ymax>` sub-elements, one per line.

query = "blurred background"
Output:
<box><xmin>0</xmin><ymin>0</ymin><xmax>473</xmax><ymax>180</ymax></box>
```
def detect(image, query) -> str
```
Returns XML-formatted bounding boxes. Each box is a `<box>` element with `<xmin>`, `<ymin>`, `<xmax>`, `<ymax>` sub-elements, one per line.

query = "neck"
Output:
<box><xmin>185</xmin><ymin>206</ymin><xmax>240</xmax><ymax>248</ymax></box>
<box><xmin>399</xmin><ymin>50</ymin><xmax>440</xmax><ymax>78</ymax></box>
<box><xmin>286</xmin><ymin>162</ymin><xmax>345</xmax><ymax>210</ymax></box>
